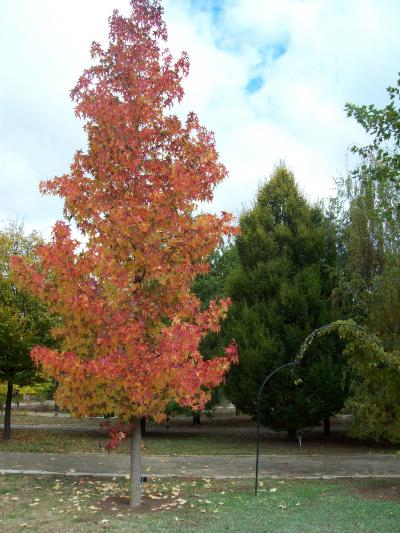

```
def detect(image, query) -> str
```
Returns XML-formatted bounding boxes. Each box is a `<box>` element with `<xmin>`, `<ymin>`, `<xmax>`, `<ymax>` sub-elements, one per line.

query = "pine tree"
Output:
<box><xmin>224</xmin><ymin>165</ymin><xmax>345</xmax><ymax>438</ymax></box>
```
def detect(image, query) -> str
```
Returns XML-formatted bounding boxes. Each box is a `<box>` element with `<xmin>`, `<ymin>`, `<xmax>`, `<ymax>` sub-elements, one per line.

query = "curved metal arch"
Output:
<box><xmin>255</xmin><ymin>361</ymin><xmax>300</xmax><ymax>495</ymax></box>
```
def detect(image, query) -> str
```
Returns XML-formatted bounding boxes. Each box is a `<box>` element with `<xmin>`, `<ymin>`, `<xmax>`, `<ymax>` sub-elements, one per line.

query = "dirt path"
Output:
<box><xmin>1</xmin><ymin>451</ymin><xmax>400</xmax><ymax>479</ymax></box>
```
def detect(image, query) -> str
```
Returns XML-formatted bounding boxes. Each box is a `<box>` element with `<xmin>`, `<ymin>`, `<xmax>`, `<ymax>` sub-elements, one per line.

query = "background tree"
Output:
<box><xmin>331</xmin><ymin>160</ymin><xmax>400</xmax><ymax>442</ymax></box>
<box><xmin>192</xmin><ymin>243</ymin><xmax>239</xmax><ymax>309</ymax></box>
<box><xmin>331</xmin><ymin>169</ymin><xmax>400</xmax><ymax>322</ymax></box>
<box><xmin>345</xmin><ymin>73</ymin><xmax>400</xmax><ymax>185</ymax></box>
<box><xmin>328</xmin><ymin>73</ymin><xmax>400</xmax><ymax>441</ymax></box>
<box><xmin>12</xmin><ymin>0</ymin><xmax>237</xmax><ymax>507</ymax></box>
<box><xmin>188</xmin><ymin>242</ymin><xmax>239</xmax><ymax>424</ymax></box>
<box><xmin>332</xmin><ymin>321</ymin><xmax>400</xmax><ymax>444</ymax></box>
<box><xmin>224</xmin><ymin>165</ymin><xmax>346</xmax><ymax>439</ymax></box>
<box><xmin>0</xmin><ymin>222</ymin><xmax>54</xmax><ymax>439</ymax></box>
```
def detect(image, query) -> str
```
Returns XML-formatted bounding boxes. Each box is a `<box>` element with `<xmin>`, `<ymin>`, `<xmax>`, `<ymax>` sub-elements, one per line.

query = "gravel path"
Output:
<box><xmin>1</xmin><ymin>451</ymin><xmax>399</xmax><ymax>479</ymax></box>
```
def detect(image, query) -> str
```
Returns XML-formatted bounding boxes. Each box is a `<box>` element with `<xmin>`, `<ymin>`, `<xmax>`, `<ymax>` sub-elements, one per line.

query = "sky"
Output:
<box><xmin>1</xmin><ymin>0</ymin><xmax>399</xmax><ymax>237</ymax></box>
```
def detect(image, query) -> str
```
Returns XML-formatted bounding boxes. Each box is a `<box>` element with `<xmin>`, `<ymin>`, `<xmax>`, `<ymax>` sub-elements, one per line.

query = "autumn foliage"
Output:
<box><xmin>12</xmin><ymin>0</ymin><xmax>237</xmax><ymax>426</ymax></box>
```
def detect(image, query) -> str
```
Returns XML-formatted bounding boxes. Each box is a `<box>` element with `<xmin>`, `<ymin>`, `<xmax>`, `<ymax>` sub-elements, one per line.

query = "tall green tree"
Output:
<box><xmin>331</xmin><ymin>165</ymin><xmax>400</xmax><ymax>443</ymax></box>
<box><xmin>330</xmin><ymin>73</ymin><xmax>400</xmax><ymax>442</ymax></box>
<box><xmin>0</xmin><ymin>223</ymin><xmax>54</xmax><ymax>439</ymax></box>
<box><xmin>345</xmin><ymin>73</ymin><xmax>400</xmax><ymax>184</ymax></box>
<box><xmin>330</xmin><ymin>170</ymin><xmax>400</xmax><ymax>321</ymax></box>
<box><xmin>224</xmin><ymin>165</ymin><xmax>346</xmax><ymax>438</ymax></box>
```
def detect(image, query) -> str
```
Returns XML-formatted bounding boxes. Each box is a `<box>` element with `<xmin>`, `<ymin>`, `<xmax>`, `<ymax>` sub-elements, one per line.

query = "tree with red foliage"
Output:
<box><xmin>12</xmin><ymin>0</ymin><xmax>237</xmax><ymax>507</ymax></box>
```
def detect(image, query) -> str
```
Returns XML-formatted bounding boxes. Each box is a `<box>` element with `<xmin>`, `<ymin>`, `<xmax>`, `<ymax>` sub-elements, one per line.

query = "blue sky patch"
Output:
<box><xmin>246</xmin><ymin>75</ymin><xmax>264</xmax><ymax>95</ymax></box>
<box><xmin>190</xmin><ymin>0</ymin><xmax>226</xmax><ymax>24</ymax></box>
<box><xmin>272</xmin><ymin>42</ymin><xmax>288</xmax><ymax>60</ymax></box>
<box><xmin>245</xmin><ymin>42</ymin><xmax>288</xmax><ymax>95</ymax></box>
<box><xmin>257</xmin><ymin>41</ymin><xmax>289</xmax><ymax>66</ymax></box>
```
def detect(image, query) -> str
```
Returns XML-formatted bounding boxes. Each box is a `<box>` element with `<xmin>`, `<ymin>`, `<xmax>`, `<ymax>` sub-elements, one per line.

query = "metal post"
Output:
<box><xmin>255</xmin><ymin>361</ymin><xmax>300</xmax><ymax>495</ymax></box>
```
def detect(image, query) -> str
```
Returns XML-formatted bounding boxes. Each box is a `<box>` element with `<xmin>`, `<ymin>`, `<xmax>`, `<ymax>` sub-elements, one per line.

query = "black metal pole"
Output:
<box><xmin>255</xmin><ymin>361</ymin><xmax>300</xmax><ymax>496</ymax></box>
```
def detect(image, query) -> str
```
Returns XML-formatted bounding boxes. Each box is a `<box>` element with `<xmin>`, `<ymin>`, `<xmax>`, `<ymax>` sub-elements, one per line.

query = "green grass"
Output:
<box><xmin>1</xmin><ymin>475</ymin><xmax>399</xmax><ymax>532</ymax></box>
<box><xmin>0</xmin><ymin>411</ymin><xmax>101</xmax><ymax>426</ymax></box>
<box><xmin>0</xmin><ymin>422</ymin><xmax>396</xmax><ymax>455</ymax></box>
<box><xmin>0</xmin><ymin>428</ymin><xmax>272</xmax><ymax>455</ymax></box>
<box><xmin>1</xmin><ymin>411</ymin><xmax>396</xmax><ymax>455</ymax></box>
<box><xmin>0</xmin><ymin>429</ymin><xmax>107</xmax><ymax>454</ymax></box>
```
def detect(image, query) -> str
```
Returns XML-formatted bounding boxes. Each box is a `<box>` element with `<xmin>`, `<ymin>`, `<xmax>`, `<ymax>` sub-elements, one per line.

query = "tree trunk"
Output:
<box><xmin>323</xmin><ymin>415</ymin><xmax>330</xmax><ymax>436</ymax></box>
<box><xmin>3</xmin><ymin>381</ymin><xmax>13</xmax><ymax>440</ymax></box>
<box><xmin>140</xmin><ymin>417</ymin><xmax>146</xmax><ymax>436</ymax></box>
<box><xmin>129</xmin><ymin>416</ymin><xmax>142</xmax><ymax>508</ymax></box>
<box><xmin>192</xmin><ymin>413</ymin><xmax>201</xmax><ymax>425</ymax></box>
<box><xmin>287</xmin><ymin>427</ymin><xmax>297</xmax><ymax>441</ymax></box>
<box><xmin>54</xmin><ymin>380</ymin><xmax>59</xmax><ymax>414</ymax></box>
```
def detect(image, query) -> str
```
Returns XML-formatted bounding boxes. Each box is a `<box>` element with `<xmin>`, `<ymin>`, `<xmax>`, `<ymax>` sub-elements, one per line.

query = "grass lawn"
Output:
<box><xmin>0</xmin><ymin>412</ymin><xmax>396</xmax><ymax>455</ymax></box>
<box><xmin>1</xmin><ymin>412</ymin><xmax>100</xmax><ymax>426</ymax></box>
<box><xmin>0</xmin><ymin>428</ymin><xmax>396</xmax><ymax>456</ymax></box>
<box><xmin>1</xmin><ymin>475</ymin><xmax>399</xmax><ymax>532</ymax></box>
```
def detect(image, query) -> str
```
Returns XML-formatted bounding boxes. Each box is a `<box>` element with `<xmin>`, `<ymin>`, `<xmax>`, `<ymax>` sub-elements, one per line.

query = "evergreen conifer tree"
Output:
<box><xmin>225</xmin><ymin>165</ymin><xmax>345</xmax><ymax>438</ymax></box>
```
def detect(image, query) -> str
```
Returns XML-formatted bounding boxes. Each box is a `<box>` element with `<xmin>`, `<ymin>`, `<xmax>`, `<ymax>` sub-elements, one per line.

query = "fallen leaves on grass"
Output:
<box><xmin>3</xmin><ymin>475</ymin><xmax>229</xmax><ymax>524</ymax></box>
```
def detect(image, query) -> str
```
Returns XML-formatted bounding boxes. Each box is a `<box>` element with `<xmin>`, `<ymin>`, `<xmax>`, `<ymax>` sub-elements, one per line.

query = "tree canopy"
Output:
<box><xmin>331</xmin><ymin>154</ymin><xmax>400</xmax><ymax>443</ymax></box>
<box><xmin>345</xmin><ymin>73</ymin><xmax>400</xmax><ymax>184</ymax></box>
<box><xmin>0</xmin><ymin>222</ymin><xmax>54</xmax><ymax>438</ymax></box>
<box><xmin>224</xmin><ymin>165</ymin><xmax>346</xmax><ymax>437</ymax></box>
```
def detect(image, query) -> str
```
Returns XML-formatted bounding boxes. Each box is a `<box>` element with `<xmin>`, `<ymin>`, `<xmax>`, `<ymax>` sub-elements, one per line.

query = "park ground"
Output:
<box><xmin>1</xmin><ymin>406</ymin><xmax>400</xmax><ymax>531</ymax></box>
<box><xmin>0</xmin><ymin>406</ymin><xmax>397</xmax><ymax>456</ymax></box>
<box><xmin>1</xmin><ymin>475</ymin><xmax>400</xmax><ymax>532</ymax></box>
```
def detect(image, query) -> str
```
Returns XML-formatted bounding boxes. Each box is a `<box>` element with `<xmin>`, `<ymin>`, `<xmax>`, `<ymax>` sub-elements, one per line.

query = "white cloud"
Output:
<box><xmin>165</xmin><ymin>0</ymin><xmax>400</xmax><ymax>214</ymax></box>
<box><xmin>0</xmin><ymin>0</ymin><xmax>399</xmax><ymax>234</ymax></box>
